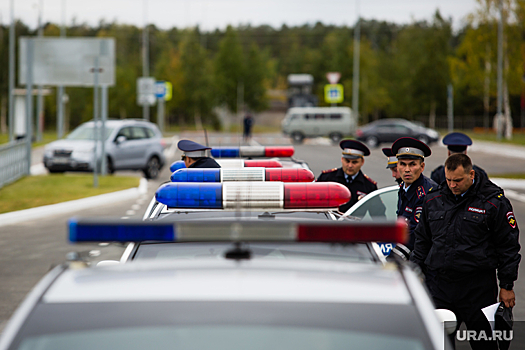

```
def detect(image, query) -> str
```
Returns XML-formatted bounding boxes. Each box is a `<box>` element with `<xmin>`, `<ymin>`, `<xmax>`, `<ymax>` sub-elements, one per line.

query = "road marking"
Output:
<box><xmin>125</xmin><ymin>210</ymin><xmax>135</xmax><ymax>216</ymax></box>
<box><xmin>503</xmin><ymin>189</ymin><xmax>525</xmax><ymax>204</ymax></box>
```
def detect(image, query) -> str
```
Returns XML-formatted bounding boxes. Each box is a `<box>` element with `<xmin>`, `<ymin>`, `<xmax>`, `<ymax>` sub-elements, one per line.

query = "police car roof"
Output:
<box><xmin>43</xmin><ymin>259</ymin><xmax>411</xmax><ymax>304</ymax></box>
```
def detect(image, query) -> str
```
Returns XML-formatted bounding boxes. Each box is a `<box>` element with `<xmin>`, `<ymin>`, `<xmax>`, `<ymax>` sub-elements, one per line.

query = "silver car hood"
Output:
<box><xmin>45</xmin><ymin>139</ymin><xmax>95</xmax><ymax>152</ymax></box>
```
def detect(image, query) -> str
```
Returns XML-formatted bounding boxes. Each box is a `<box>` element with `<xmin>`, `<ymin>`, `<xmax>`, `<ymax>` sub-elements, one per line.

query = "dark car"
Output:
<box><xmin>355</xmin><ymin>119</ymin><xmax>439</xmax><ymax>148</ymax></box>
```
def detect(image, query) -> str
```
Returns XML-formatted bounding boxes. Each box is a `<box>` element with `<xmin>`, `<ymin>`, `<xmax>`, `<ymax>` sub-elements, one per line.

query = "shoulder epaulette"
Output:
<box><xmin>363</xmin><ymin>174</ymin><xmax>377</xmax><ymax>185</ymax></box>
<box><xmin>322</xmin><ymin>168</ymin><xmax>338</xmax><ymax>174</ymax></box>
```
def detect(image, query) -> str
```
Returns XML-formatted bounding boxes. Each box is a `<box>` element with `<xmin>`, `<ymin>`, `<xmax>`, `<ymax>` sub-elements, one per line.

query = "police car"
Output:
<box><xmin>123</xmin><ymin>179</ymin><xmax>387</xmax><ymax>264</ymax></box>
<box><xmin>0</xmin><ymin>219</ymin><xmax>455</xmax><ymax>350</ymax></box>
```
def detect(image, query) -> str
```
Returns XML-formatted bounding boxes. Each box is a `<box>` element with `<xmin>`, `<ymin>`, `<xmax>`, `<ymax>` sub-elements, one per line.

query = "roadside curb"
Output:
<box><xmin>0</xmin><ymin>178</ymin><xmax>148</xmax><ymax>227</ymax></box>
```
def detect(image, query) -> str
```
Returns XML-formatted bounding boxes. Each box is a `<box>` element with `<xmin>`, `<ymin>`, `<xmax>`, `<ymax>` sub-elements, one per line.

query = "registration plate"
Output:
<box><xmin>52</xmin><ymin>158</ymin><xmax>70</xmax><ymax>164</ymax></box>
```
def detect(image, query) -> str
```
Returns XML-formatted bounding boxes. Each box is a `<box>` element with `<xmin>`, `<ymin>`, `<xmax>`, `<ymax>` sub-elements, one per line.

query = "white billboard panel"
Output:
<box><xmin>19</xmin><ymin>38</ymin><xmax>115</xmax><ymax>87</ymax></box>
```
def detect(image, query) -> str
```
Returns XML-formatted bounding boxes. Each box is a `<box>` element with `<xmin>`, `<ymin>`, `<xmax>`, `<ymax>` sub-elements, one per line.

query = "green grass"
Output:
<box><xmin>0</xmin><ymin>131</ymin><xmax>59</xmax><ymax>148</ymax></box>
<box><xmin>0</xmin><ymin>174</ymin><xmax>140</xmax><ymax>214</ymax></box>
<box><xmin>487</xmin><ymin>173</ymin><xmax>525</xmax><ymax>179</ymax></box>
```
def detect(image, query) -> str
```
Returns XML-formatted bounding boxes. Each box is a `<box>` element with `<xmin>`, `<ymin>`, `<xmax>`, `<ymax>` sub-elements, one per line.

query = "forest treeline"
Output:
<box><xmin>0</xmin><ymin>0</ymin><xmax>524</xmax><ymax>131</ymax></box>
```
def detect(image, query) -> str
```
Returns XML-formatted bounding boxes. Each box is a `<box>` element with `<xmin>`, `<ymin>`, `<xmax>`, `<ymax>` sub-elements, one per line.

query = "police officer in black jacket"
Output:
<box><xmin>178</xmin><ymin>140</ymin><xmax>221</xmax><ymax>168</ymax></box>
<box><xmin>390</xmin><ymin>137</ymin><xmax>437</xmax><ymax>260</ymax></box>
<box><xmin>411</xmin><ymin>154</ymin><xmax>521</xmax><ymax>350</ymax></box>
<box><xmin>317</xmin><ymin>139</ymin><xmax>380</xmax><ymax>213</ymax></box>
<box><xmin>382</xmin><ymin>147</ymin><xmax>402</xmax><ymax>185</ymax></box>
<box><xmin>430</xmin><ymin>132</ymin><xmax>487</xmax><ymax>185</ymax></box>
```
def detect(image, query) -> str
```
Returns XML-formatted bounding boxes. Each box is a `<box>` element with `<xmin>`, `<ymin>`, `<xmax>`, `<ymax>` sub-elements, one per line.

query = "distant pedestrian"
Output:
<box><xmin>243</xmin><ymin>114</ymin><xmax>254</xmax><ymax>142</ymax></box>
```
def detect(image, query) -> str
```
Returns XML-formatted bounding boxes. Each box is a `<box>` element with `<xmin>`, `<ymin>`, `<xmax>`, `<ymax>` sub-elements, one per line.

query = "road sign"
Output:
<box><xmin>324</xmin><ymin>84</ymin><xmax>344</xmax><ymax>103</ymax></box>
<box><xmin>155</xmin><ymin>81</ymin><xmax>166</xmax><ymax>98</ymax></box>
<box><xmin>137</xmin><ymin>77</ymin><xmax>156</xmax><ymax>106</ymax></box>
<box><xmin>326</xmin><ymin>72</ymin><xmax>341</xmax><ymax>84</ymax></box>
<box><xmin>164</xmin><ymin>82</ymin><xmax>172</xmax><ymax>101</ymax></box>
<box><xmin>19</xmin><ymin>38</ymin><xmax>115</xmax><ymax>87</ymax></box>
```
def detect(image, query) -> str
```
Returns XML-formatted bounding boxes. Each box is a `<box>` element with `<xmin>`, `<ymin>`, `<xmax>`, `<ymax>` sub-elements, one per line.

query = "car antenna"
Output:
<box><xmin>204</xmin><ymin>128</ymin><xmax>209</xmax><ymax>147</ymax></box>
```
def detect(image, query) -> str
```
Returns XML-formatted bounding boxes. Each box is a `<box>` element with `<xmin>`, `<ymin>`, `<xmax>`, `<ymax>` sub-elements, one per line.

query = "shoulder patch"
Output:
<box><xmin>417</xmin><ymin>186</ymin><xmax>426</xmax><ymax>199</ymax></box>
<box><xmin>322</xmin><ymin>168</ymin><xmax>338</xmax><ymax>174</ymax></box>
<box><xmin>498</xmin><ymin>193</ymin><xmax>503</xmax><ymax>199</ymax></box>
<box><xmin>507</xmin><ymin>211</ymin><xmax>517</xmax><ymax>228</ymax></box>
<box><xmin>363</xmin><ymin>174</ymin><xmax>377</xmax><ymax>185</ymax></box>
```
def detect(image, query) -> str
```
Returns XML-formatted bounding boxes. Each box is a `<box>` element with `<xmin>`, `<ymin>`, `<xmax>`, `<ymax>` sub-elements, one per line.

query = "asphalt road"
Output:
<box><xmin>1</xmin><ymin>133</ymin><xmax>525</xmax><ymax>330</ymax></box>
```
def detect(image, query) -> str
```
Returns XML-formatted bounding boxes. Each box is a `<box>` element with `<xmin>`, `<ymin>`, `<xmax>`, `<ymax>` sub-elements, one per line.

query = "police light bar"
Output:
<box><xmin>169</xmin><ymin>159</ymin><xmax>283</xmax><ymax>173</ymax></box>
<box><xmin>171</xmin><ymin>168</ymin><xmax>314</xmax><ymax>183</ymax></box>
<box><xmin>170</xmin><ymin>160</ymin><xmax>186</xmax><ymax>173</ymax></box>
<box><xmin>68</xmin><ymin>218</ymin><xmax>408</xmax><ymax>244</ymax></box>
<box><xmin>155</xmin><ymin>182</ymin><xmax>350</xmax><ymax>209</ymax></box>
<box><xmin>211</xmin><ymin>146</ymin><xmax>294</xmax><ymax>158</ymax></box>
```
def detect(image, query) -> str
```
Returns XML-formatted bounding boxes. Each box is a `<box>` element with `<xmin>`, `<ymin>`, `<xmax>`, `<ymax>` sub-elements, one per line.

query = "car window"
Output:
<box><xmin>66</xmin><ymin>125</ymin><xmax>115</xmax><ymax>141</ymax></box>
<box><xmin>116</xmin><ymin>127</ymin><xmax>132</xmax><ymax>140</ymax></box>
<box><xmin>347</xmin><ymin>188</ymin><xmax>399</xmax><ymax>221</ymax></box>
<box><xmin>330</xmin><ymin>114</ymin><xmax>342</xmax><ymax>119</ymax></box>
<box><xmin>314</xmin><ymin>114</ymin><xmax>324</xmax><ymax>119</ymax></box>
<box><xmin>143</xmin><ymin>127</ymin><xmax>155</xmax><ymax>138</ymax></box>
<box><xmin>130</xmin><ymin>127</ymin><xmax>148</xmax><ymax>140</ymax></box>
<box><xmin>16</xmin><ymin>302</ymin><xmax>431</xmax><ymax>350</ymax></box>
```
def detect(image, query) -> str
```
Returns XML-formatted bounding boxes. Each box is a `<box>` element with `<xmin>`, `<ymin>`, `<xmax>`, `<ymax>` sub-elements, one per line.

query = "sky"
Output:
<box><xmin>1</xmin><ymin>0</ymin><xmax>479</xmax><ymax>31</ymax></box>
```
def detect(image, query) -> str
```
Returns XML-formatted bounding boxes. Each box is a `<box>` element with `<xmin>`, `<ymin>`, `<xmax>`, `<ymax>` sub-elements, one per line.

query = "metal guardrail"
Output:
<box><xmin>0</xmin><ymin>141</ymin><xmax>29</xmax><ymax>189</ymax></box>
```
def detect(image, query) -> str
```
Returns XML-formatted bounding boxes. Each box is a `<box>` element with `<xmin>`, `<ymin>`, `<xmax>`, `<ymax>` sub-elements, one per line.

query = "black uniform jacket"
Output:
<box><xmin>411</xmin><ymin>171</ymin><xmax>521</xmax><ymax>287</ymax></box>
<box><xmin>189</xmin><ymin>157</ymin><xmax>221</xmax><ymax>168</ymax></box>
<box><xmin>317</xmin><ymin>168</ymin><xmax>378</xmax><ymax>213</ymax></box>
<box><xmin>431</xmin><ymin>164</ymin><xmax>487</xmax><ymax>185</ymax></box>
<box><xmin>397</xmin><ymin>174</ymin><xmax>437</xmax><ymax>251</ymax></box>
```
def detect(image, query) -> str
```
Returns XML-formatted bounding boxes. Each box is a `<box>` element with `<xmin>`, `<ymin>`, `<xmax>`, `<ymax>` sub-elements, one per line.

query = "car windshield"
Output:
<box><xmin>132</xmin><ymin>242</ymin><xmax>378</xmax><ymax>263</ymax></box>
<box><xmin>346</xmin><ymin>187</ymin><xmax>399</xmax><ymax>221</ymax></box>
<box><xmin>66</xmin><ymin>125</ymin><xmax>115</xmax><ymax>141</ymax></box>
<box><xmin>13</xmin><ymin>302</ymin><xmax>432</xmax><ymax>350</ymax></box>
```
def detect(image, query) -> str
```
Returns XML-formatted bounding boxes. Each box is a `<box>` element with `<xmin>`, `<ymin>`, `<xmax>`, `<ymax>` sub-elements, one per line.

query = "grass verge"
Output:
<box><xmin>0</xmin><ymin>174</ymin><xmax>140</xmax><ymax>214</ymax></box>
<box><xmin>488</xmin><ymin>173</ymin><xmax>525</xmax><ymax>179</ymax></box>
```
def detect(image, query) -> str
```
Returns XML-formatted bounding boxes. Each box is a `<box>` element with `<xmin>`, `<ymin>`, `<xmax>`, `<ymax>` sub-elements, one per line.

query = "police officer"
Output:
<box><xmin>178</xmin><ymin>140</ymin><xmax>221</xmax><ymax>168</ymax></box>
<box><xmin>431</xmin><ymin>132</ymin><xmax>487</xmax><ymax>185</ymax></box>
<box><xmin>382</xmin><ymin>148</ymin><xmax>402</xmax><ymax>185</ymax></box>
<box><xmin>317</xmin><ymin>139</ymin><xmax>379</xmax><ymax>213</ymax></box>
<box><xmin>411</xmin><ymin>154</ymin><xmax>521</xmax><ymax>350</ymax></box>
<box><xmin>391</xmin><ymin>137</ymin><xmax>436</xmax><ymax>260</ymax></box>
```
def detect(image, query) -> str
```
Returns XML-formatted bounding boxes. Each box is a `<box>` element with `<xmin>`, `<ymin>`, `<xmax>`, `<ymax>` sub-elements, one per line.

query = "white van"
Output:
<box><xmin>281</xmin><ymin>107</ymin><xmax>355</xmax><ymax>144</ymax></box>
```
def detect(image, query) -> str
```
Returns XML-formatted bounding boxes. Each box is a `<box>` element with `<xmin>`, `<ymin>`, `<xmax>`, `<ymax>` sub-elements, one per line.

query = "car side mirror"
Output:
<box><xmin>115</xmin><ymin>135</ymin><xmax>127</xmax><ymax>144</ymax></box>
<box><xmin>435</xmin><ymin>309</ymin><xmax>457</xmax><ymax>335</ymax></box>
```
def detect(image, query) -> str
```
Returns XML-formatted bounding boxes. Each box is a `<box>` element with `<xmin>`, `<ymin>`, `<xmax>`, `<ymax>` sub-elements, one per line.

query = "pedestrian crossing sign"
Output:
<box><xmin>324</xmin><ymin>84</ymin><xmax>344</xmax><ymax>103</ymax></box>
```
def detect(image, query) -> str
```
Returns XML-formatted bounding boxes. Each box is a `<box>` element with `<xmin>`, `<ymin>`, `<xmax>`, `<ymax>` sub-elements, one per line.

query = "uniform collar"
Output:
<box><xmin>400</xmin><ymin>174</ymin><xmax>424</xmax><ymax>200</ymax></box>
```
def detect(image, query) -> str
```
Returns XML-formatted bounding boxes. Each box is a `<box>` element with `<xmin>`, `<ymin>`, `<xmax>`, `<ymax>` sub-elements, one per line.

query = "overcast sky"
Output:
<box><xmin>1</xmin><ymin>0</ymin><xmax>478</xmax><ymax>31</ymax></box>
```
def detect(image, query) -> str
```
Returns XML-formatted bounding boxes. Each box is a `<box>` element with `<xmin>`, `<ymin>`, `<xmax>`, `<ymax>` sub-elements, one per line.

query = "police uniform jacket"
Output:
<box><xmin>189</xmin><ymin>157</ymin><xmax>221</xmax><ymax>168</ymax></box>
<box><xmin>431</xmin><ymin>164</ymin><xmax>488</xmax><ymax>185</ymax></box>
<box><xmin>397</xmin><ymin>174</ymin><xmax>437</xmax><ymax>251</ymax></box>
<box><xmin>410</xmin><ymin>170</ymin><xmax>521</xmax><ymax>288</ymax></box>
<box><xmin>317</xmin><ymin>168</ymin><xmax>377</xmax><ymax>213</ymax></box>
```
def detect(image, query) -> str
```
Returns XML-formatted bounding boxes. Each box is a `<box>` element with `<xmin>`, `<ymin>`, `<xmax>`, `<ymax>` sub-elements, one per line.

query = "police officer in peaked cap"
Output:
<box><xmin>178</xmin><ymin>140</ymin><xmax>220</xmax><ymax>169</ymax></box>
<box><xmin>390</xmin><ymin>137</ymin><xmax>437</xmax><ymax>261</ymax></box>
<box><xmin>317</xmin><ymin>139</ymin><xmax>381</xmax><ymax>213</ymax></box>
<box><xmin>430</xmin><ymin>132</ymin><xmax>487</xmax><ymax>185</ymax></box>
<box><xmin>382</xmin><ymin>148</ymin><xmax>402</xmax><ymax>185</ymax></box>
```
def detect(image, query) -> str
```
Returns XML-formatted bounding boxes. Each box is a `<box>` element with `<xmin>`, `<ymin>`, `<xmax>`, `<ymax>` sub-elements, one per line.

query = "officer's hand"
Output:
<box><xmin>499</xmin><ymin>288</ymin><xmax>516</xmax><ymax>308</ymax></box>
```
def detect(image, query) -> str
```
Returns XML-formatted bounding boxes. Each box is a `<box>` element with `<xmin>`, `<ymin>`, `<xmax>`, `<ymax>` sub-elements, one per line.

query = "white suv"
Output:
<box><xmin>43</xmin><ymin>119</ymin><xmax>166</xmax><ymax>179</ymax></box>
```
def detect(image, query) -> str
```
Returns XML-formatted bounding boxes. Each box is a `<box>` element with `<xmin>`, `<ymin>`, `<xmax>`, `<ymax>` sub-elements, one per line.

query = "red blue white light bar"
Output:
<box><xmin>170</xmin><ymin>159</ymin><xmax>283</xmax><ymax>172</ymax></box>
<box><xmin>68</xmin><ymin>217</ymin><xmax>408</xmax><ymax>244</ymax></box>
<box><xmin>155</xmin><ymin>182</ymin><xmax>350</xmax><ymax>209</ymax></box>
<box><xmin>211</xmin><ymin>146</ymin><xmax>294</xmax><ymax>158</ymax></box>
<box><xmin>171</xmin><ymin>168</ymin><xmax>314</xmax><ymax>183</ymax></box>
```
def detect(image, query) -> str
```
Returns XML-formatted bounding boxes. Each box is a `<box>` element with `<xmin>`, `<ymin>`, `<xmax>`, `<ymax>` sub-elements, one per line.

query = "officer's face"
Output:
<box><xmin>341</xmin><ymin>157</ymin><xmax>364</xmax><ymax>176</ymax></box>
<box><xmin>397</xmin><ymin>159</ymin><xmax>424</xmax><ymax>185</ymax></box>
<box><xmin>390</xmin><ymin>166</ymin><xmax>401</xmax><ymax>182</ymax></box>
<box><xmin>445</xmin><ymin>165</ymin><xmax>475</xmax><ymax>195</ymax></box>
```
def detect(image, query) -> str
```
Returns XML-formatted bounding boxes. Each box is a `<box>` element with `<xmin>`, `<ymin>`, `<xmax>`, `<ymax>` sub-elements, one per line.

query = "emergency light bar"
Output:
<box><xmin>68</xmin><ymin>218</ymin><xmax>408</xmax><ymax>244</ymax></box>
<box><xmin>211</xmin><ymin>146</ymin><xmax>294</xmax><ymax>158</ymax></box>
<box><xmin>171</xmin><ymin>168</ymin><xmax>315</xmax><ymax>183</ymax></box>
<box><xmin>169</xmin><ymin>159</ymin><xmax>283</xmax><ymax>173</ymax></box>
<box><xmin>155</xmin><ymin>182</ymin><xmax>350</xmax><ymax>209</ymax></box>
